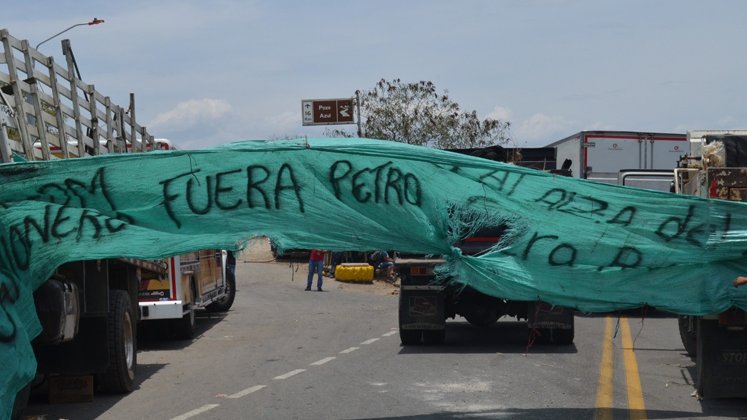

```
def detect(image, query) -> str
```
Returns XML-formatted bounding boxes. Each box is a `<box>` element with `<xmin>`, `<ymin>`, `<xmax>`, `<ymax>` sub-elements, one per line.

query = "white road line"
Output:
<box><xmin>340</xmin><ymin>346</ymin><xmax>359</xmax><ymax>354</ymax></box>
<box><xmin>227</xmin><ymin>385</ymin><xmax>266</xmax><ymax>399</ymax></box>
<box><xmin>361</xmin><ymin>338</ymin><xmax>380</xmax><ymax>345</ymax></box>
<box><xmin>170</xmin><ymin>404</ymin><xmax>220</xmax><ymax>420</ymax></box>
<box><xmin>274</xmin><ymin>369</ymin><xmax>306</xmax><ymax>380</ymax></box>
<box><xmin>382</xmin><ymin>331</ymin><xmax>398</xmax><ymax>337</ymax></box>
<box><xmin>310</xmin><ymin>356</ymin><xmax>336</xmax><ymax>366</ymax></box>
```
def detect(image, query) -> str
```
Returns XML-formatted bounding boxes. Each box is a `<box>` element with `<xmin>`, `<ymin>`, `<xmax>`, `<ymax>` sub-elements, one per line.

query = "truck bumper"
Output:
<box><xmin>139</xmin><ymin>301</ymin><xmax>186</xmax><ymax>320</ymax></box>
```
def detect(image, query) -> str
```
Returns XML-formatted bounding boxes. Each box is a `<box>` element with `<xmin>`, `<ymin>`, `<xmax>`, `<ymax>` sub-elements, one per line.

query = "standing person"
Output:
<box><xmin>307</xmin><ymin>249</ymin><xmax>325</xmax><ymax>291</ymax></box>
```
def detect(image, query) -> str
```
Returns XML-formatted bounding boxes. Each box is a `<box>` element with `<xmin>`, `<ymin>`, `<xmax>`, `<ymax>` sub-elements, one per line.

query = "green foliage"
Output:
<box><xmin>327</xmin><ymin>78</ymin><xmax>510</xmax><ymax>149</ymax></box>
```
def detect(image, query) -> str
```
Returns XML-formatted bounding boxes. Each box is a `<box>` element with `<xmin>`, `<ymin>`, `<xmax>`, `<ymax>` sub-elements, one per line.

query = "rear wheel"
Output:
<box><xmin>678</xmin><ymin>315</ymin><xmax>697</xmax><ymax>357</ymax></box>
<box><xmin>173</xmin><ymin>277</ymin><xmax>197</xmax><ymax>339</ymax></box>
<box><xmin>97</xmin><ymin>290</ymin><xmax>136</xmax><ymax>393</ymax></box>
<box><xmin>540</xmin><ymin>327</ymin><xmax>574</xmax><ymax>345</ymax></box>
<box><xmin>207</xmin><ymin>270</ymin><xmax>236</xmax><ymax>312</ymax></box>
<box><xmin>400</xmin><ymin>330</ymin><xmax>421</xmax><ymax>345</ymax></box>
<box><xmin>173</xmin><ymin>305</ymin><xmax>196</xmax><ymax>339</ymax></box>
<box><xmin>11</xmin><ymin>383</ymin><xmax>30</xmax><ymax>420</ymax></box>
<box><xmin>422</xmin><ymin>329</ymin><xmax>445</xmax><ymax>345</ymax></box>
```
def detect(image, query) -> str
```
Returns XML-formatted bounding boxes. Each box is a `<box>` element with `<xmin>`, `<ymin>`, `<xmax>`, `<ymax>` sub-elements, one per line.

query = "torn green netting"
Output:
<box><xmin>2</xmin><ymin>137</ymin><xmax>747</xmax><ymax>413</ymax></box>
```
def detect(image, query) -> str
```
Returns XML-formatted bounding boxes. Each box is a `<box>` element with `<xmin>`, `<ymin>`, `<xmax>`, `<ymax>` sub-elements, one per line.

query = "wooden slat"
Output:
<box><xmin>88</xmin><ymin>84</ymin><xmax>99</xmax><ymax>155</ymax></box>
<box><xmin>61</xmin><ymin>44</ymin><xmax>86</xmax><ymax>157</ymax></box>
<box><xmin>1</xmin><ymin>33</ymin><xmax>35</xmax><ymax>160</ymax></box>
<box><xmin>47</xmin><ymin>56</ymin><xmax>69</xmax><ymax>158</ymax></box>
<box><xmin>22</xmin><ymin>39</ymin><xmax>50</xmax><ymax>160</ymax></box>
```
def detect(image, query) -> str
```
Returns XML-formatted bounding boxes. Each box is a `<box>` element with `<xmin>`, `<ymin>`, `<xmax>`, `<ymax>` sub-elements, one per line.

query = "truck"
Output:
<box><xmin>138</xmin><ymin>250</ymin><xmax>236</xmax><ymax>339</ymax></box>
<box><xmin>396</xmin><ymin>145</ymin><xmax>575</xmax><ymax>345</ymax></box>
<box><xmin>674</xmin><ymin>130</ymin><xmax>747</xmax><ymax>399</ymax></box>
<box><xmin>547</xmin><ymin>130</ymin><xmax>686</xmax><ymax>186</ymax></box>
<box><xmin>0</xmin><ymin>29</ymin><xmax>234</xmax><ymax>414</ymax></box>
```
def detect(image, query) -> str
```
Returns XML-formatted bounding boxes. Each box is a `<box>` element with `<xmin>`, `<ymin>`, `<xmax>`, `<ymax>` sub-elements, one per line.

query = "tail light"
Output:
<box><xmin>411</xmin><ymin>265</ymin><xmax>435</xmax><ymax>276</ymax></box>
<box><xmin>709</xmin><ymin>179</ymin><xmax>718</xmax><ymax>198</ymax></box>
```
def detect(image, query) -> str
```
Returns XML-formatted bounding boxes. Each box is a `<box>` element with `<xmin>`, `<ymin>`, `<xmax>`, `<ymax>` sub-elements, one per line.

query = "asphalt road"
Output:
<box><xmin>24</xmin><ymin>241</ymin><xmax>747</xmax><ymax>419</ymax></box>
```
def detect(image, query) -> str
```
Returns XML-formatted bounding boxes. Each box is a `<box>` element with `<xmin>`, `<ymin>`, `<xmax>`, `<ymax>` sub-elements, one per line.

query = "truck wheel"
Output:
<box><xmin>423</xmin><ymin>330</ymin><xmax>445</xmax><ymax>345</ymax></box>
<box><xmin>11</xmin><ymin>383</ymin><xmax>30</xmax><ymax>420</ymax></box>
<box><xmin>173</xmin><ymin>305</ymin><xmax>196</xmax><ymax>340</ymax></box>
<box><xmin>207</xmin><ymin>270</ymin><xmax>236</xmax><ymax>312</ymax></box>
<box><xmin>549</xmin><ymin>327</ymin><xmax>574</xmax><ymax>345</ymax></box>
<box><xmin>678</xmin><ymin>315</ymin><xmax>697</xmax><ymax>357</ymax></box>
<box><xmin>400</xmin><ymin>330</ymin><xmax>421</xmax><ymax>345</ymax></box>
<box><xmin>98</xmin><ymin>290</ymin><xmax>136</xmax><ymax>393</ymax></box>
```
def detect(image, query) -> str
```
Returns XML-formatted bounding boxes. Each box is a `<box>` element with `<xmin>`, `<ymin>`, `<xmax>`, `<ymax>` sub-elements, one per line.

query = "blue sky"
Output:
<box><xmin>4</xmin><ymin>0</ymin><xmax>746</xmax><ymax>149</ymax></box>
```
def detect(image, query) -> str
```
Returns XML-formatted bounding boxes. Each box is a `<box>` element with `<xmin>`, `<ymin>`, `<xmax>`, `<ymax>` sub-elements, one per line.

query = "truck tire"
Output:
<box><xmin>11</xmin><ymin>383</ymin><xmax>30</xmax><ymax>420</ymax></box>
<box><xmin>547</xmin><ymin>327</ymin><xmax>574</xmax><ymax>345</ymax></box>
<box><xmin>400</xmin><ymin>330</ymin><xmax>421</xmax><ymax>345</ymax></box>
<box><xmin>98</xmin><ymin>290</ymin><xmax>136</xmax><ymax>393</ymax></box>
<box><xmin>678</xmin><ymin>315</ymin><xmax>697</xmax><ymax>357</ymax></box>
<box><xmin>207</xmin><ymin>270</ymin><xmax>236</xmax><ymax>313</ymax></box>
<box><xmin>172</xmin><ymin>277</ymin><xmax>197</xmax><ymax>339</ymax></box>
<box><xmin>423</xmin><ymin>329</ymin><xmax>445</xmax><ymax>345</ymax></box>
<box><xmin>696</xmin><ymin>318</ymin><xmax>715</xmax><ymax>398</ymax></box>
<box><xmin>173</xmin><ymin>305</ymin><xmax>196</xmax><ymax>340</ymax></box>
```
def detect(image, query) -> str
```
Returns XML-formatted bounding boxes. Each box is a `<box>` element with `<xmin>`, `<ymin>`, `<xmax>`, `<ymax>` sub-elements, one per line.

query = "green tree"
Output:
<box><xmin>327</xmin><ymin>78</ymin><xmax>510</xmax><ymax>149</ymax></box>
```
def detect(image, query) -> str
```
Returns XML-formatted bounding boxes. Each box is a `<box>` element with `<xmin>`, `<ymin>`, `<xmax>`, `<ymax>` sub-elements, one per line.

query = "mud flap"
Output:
<box><xmin>696</xmin><ymin>318</ymin><xmax>747</xmax><ymax>398</ymax></box>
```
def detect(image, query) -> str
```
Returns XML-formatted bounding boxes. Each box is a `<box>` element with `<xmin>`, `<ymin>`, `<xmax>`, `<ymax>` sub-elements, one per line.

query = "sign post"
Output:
<box><xmin>302</xmin><ymin>98</ymin><xmax>355</xmax><ymax>126</ymax></box>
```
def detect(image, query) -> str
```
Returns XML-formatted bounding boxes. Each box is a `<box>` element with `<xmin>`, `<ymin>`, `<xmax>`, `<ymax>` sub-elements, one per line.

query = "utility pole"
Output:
<box><xmin>355</xmin><ymin>90</ymin><xmax>362</xmax><ymax>138</ymax></box>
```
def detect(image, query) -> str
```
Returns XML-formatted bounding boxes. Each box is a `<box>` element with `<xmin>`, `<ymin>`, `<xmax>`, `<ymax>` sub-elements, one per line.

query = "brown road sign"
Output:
<box><xmin>302</xmin><ymin>98</ymin><xmax>355</xmax><ymax>126</ymax></box>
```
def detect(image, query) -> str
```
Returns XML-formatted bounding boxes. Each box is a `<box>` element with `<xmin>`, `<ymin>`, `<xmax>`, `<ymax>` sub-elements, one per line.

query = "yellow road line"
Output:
<box><xmin>594</xmin><ymin>316</ymin><xmax>614</xmax><ymax>420</ymax></box>
<box><xmin>620</xmin><ymin>317</ymin><xmax>647</xmax><ymax>420</ymax></box>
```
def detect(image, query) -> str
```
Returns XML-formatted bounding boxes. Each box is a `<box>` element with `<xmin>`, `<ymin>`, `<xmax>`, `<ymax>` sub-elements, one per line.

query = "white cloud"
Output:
<box><xmin>267</xmin><ymin>111</ymin><xmax>301</xmax><ymax>134</ymax></box>
<box><xmin>515</xmin><ymin>113</ymin><xmax>575</xmax><ymax>145</ymax></box>
<box><xmin>149</xmin><ymin>98</ymin><xmax>232</xmax><ymax>131</ymax></box>
<box><xmin>484</xmin><ymin>106</ymin><xmax>577</xmax><ymax>146</ymax></box>
<box><xmin>717</xmin><ymin>116</ymin><xmax>740</xmax><ymax>126</ymax></box>
<box><xmin>486</xmin><ymin>105</ymin><xmax>514</xmax><ymax>122</ymax></box>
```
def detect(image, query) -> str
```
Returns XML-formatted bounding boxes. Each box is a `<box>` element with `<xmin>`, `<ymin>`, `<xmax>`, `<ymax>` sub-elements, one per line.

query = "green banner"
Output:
<box><xmin>2</xmin><ymin>138</ymin><xmax>747</xmax><ymax>412</ymax></box>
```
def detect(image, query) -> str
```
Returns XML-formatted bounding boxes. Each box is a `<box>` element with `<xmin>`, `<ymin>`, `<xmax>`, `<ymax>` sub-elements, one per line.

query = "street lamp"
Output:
<box><xmin>35</xmin><ymin>18</ymin><xmax>105</xmax><ymax>50</ymax></box>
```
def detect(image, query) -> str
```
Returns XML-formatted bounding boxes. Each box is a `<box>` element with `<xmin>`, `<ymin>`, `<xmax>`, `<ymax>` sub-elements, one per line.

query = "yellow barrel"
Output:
<box><xmin>334</xmin><ymin>264</ymin><xmax>374</xmax><ymax>283</ymax></box>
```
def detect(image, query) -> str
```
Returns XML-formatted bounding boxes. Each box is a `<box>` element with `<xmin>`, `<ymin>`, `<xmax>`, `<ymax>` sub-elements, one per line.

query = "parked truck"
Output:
<box><xmin>396</xmin><ymin>145</ymin><xmax>575</xmax><ymax>345</ymax></box>
<box><xmin>674</xmin><ymin>130</ymin><xmax>747</xmax><ymax>399</ymax></box>
<box><xmin>547</xmin><ymin>130</ymin><xmax>686</xmax><ymax>187</ymax></box>
<box><xmin>0</xmin><ymin>29</ymin><xmax>234</xmax><ymax>415</ymax></box>
<box><xmin>138</xmin><ymin>250</ymin><xmax>236</xmax><ymax>339</ymax></box>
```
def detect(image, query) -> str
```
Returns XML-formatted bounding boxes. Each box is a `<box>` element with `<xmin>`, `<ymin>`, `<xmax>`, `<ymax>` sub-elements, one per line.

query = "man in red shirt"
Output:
<box><xmin>306</xmin><ymin>249</ymin><xmax>326</xmax><ymax>291</ymax></box>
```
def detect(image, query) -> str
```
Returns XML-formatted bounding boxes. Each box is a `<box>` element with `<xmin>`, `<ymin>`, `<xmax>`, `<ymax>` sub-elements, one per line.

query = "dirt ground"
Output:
<box><xmin>236</xmin><ymin>237</ymin><xmax>400</xmax><ymax>296</ymax></box>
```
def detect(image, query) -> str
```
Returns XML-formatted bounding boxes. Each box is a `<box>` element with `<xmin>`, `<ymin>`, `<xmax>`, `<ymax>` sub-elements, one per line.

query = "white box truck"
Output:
<box><xmin>547</xmin><ymin>131</ymin><xmax>687</xmax><ymax>187</ymax></box>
